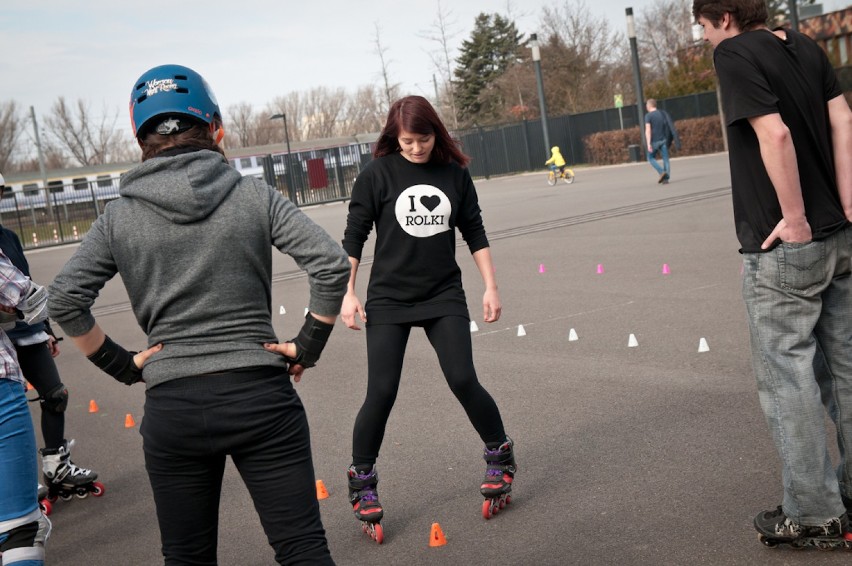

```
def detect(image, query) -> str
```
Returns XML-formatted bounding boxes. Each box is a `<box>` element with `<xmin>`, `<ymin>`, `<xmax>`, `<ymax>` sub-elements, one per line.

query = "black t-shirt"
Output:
<box><xmin>714</xmin><ymin>28</ymin><xmax>847</xmax><ymax>252</ymax></box>
<box><xmin>342</xmin><ymin>152</ymin><xmax>489</xmax><ymax>324</ymax></box>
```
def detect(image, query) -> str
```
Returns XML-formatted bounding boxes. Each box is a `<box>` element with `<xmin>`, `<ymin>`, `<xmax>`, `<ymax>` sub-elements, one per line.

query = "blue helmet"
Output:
<box><xmin>129</xmin><ymin>64</ymin><xmax>221</xmax><ymax>138</ymax></box>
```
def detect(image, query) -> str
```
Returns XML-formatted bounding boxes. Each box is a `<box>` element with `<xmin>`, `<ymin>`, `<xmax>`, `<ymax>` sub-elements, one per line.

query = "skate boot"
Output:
<box><xmin>41</xmin><ymin>439</ymin><xmax>105</xmax><ymax>504</ymax></box>
<box><xmin>480</xmin><ymin>436</ymin><xmax>516</xmax><ymax>519</ymax></box>
<box><xmin>348</xmin><ymin>464</ymin><xmax>384</xmax><ymax>544</ymax></box>
<box><xmin>754</xmin><ymin>506</ymin><xmax>852</xmax><ymax>549</ymax></box>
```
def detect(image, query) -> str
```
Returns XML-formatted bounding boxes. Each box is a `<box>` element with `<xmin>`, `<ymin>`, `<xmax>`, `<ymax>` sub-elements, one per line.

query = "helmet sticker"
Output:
<box><xmin>155</xmin><ymin>117</ymin><xmax>181</xmax><ymax>135</ymax></box>
<box><xmin>145</xmin><ymin>78</ymin><xmax>178</xmax><ymax>98</ymax></box>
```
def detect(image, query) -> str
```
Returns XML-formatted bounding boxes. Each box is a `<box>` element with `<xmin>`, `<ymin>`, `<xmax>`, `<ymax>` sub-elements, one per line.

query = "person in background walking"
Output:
<box><xmin>645</xmin><ymin>98</ymin><xmax>679</xmax><ymax>184</ymax></box>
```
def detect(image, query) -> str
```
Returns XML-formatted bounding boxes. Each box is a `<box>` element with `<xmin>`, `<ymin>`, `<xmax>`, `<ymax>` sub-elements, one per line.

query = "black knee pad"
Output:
<box><xmin>41</xmin><ymin>382</ymin><xmax>68</xmax><ymax>413</ymax></box>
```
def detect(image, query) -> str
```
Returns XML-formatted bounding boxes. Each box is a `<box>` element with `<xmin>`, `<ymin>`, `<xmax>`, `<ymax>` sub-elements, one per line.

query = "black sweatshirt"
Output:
<box><xmin>342</xmin><ymin>152</ymin><xmax>489</xmax><ymax>324</ymax></box>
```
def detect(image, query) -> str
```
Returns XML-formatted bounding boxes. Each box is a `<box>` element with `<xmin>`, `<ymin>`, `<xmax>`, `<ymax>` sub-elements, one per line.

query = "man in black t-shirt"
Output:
<box><xmin>694</xmin><ymin>0</ymin><xmax>852</xmax><ymax>549</ymax></box>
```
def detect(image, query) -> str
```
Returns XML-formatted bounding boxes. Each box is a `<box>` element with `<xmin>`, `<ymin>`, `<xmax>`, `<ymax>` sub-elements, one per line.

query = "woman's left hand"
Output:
<box><xmin>483</xmin><ymin>288</ymin><xmax>502</xmax><ymax>323</ymax></box>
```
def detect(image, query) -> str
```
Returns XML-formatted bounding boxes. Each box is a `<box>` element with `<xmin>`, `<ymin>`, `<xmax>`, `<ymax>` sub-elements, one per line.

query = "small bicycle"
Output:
<box><xmin>546</xmin><ymin>165</ymin><xmax>574</xmax><ymax>185</ymax></box>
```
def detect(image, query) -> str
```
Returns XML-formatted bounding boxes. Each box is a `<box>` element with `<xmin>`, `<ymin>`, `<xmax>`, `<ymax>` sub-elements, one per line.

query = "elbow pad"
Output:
<box><xmin>19</xmin><ymin>281</ymin><xmax>48</xmax><ymax>325</ymax></box>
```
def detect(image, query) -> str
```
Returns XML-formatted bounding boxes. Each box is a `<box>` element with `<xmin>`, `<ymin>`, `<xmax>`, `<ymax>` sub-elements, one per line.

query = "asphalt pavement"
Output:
<box><xmin>22</xmin><ymin>153</ymin><xmax>852</xmax><ymax>565</ymax></box>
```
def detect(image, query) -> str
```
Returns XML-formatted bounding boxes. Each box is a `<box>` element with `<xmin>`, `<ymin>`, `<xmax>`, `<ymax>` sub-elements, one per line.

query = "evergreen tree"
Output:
<box><xmin>453</xmin><ymin>13</ymin><xmax>523</xmax><ymax>127</ymax></box>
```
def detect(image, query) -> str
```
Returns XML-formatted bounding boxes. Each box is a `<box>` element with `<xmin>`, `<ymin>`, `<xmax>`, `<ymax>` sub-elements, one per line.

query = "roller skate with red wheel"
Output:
<box><xmin>348</xmin><ymin>464</ymin><xmax>384</xmax><ymax>544</ymax></box>
<box><xmin>481</xmin><ymin>436</ymin><xmax>516</xmax><ymax>520</ymax></box>
<box><xmin>754</xmin><ymin>506</ymin><xmax>852</xmax><ymax>550</ymax></box>
<box><xmin>41</xmin><ymin>439</ymin><xmax>105</xmax><ymax>506</ymax></box>
<box><xmin>37</xmin><ymin>483</ymin><xmax>52</xmax><ymax>516</ymax></box>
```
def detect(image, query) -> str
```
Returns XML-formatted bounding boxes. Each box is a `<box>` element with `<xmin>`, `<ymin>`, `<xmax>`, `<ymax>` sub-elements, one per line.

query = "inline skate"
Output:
<box><xmin>37</xmin><ymin>483</ymin><xmax>51</xmax><ymax>516</ymax></box>
<box><xmin>481</xmin><ymin>436</ymin><xmax>516</xmax><ymax>520</ymax></box>
<box><xmin>41</xmin><ymin>439</ymin><xmax>105</xmax><ymax>505</ymax></box>
<box><xmin>348</xmin><ymin>464</ymin><xmax>383</xmax><ymax>544</ymax></box>
<box><xmin>755</xmin><ymin>506</ymin><xmax>852</xmax><ymax>550</ymax></box>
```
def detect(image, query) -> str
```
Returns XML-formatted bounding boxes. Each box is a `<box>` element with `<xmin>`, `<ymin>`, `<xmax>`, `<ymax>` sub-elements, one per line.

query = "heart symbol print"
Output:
<box><xmin>420</xmin><ymin>195</ymin><xmax>441</xmax><ymax>212</ymax></box>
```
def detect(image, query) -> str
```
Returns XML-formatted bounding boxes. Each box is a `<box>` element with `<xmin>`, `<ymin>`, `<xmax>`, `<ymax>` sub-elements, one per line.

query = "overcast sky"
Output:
<box><xmin>2</xmin><ymin>0</ymin><xmax>847</xmax><ymax>130</ymax></box>
<box><xmin>2</xmin><ymin>0</ymin><xmax>646</xmax><ymax>121</ymax></box>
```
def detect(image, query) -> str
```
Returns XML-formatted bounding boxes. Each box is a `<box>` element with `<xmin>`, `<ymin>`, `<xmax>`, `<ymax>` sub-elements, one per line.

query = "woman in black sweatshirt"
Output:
<box><xmin>341</xmin><ymin>96</ymin><xmax>515</xmax><ymax>539</ymax></box>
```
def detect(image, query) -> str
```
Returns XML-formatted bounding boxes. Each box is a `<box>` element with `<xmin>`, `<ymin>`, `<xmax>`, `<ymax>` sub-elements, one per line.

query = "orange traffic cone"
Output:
<box><xmin>316</xmin><ymin>480</ymin><xmax>329</xmax><ymax>500</ymax></box>
<box><xmin>429</xmin><ymin>522</ymin><xmax>447</xmax><ymax>547</ymax></box>
<box><xmin>124</xmin><ymin>413</ymin><xmax>136</xmax><ymax>428</ymax></box>
<box><xmin>88</xmin><ymin>400</ymin><xmax>99</xmax><ymax>413</ymax></box>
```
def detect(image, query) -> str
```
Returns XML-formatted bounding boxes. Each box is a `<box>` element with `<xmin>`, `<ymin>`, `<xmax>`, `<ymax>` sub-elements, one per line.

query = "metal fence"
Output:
<box><xmin>7</xmin><ymin>91</ymin><xmax>719</xmax><ymax>250</ymax></box>
<box><xmin>456</xmin><ymin>90</ymin><xmax>718</xmax><ymax>178</ymax></box>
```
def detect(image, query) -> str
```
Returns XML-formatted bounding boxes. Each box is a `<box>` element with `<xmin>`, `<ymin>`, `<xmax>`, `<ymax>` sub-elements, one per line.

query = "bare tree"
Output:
<box><xmin>44</xmin><ymin>98</ymin><xmax>133</xmax><ymax>166</ymax></box>
<box><xmin>373</xmin><ymin>23</ymin><xmax>401</xmax><ymax>113</ymax></box>
<box><xmin>266</xmin><ymin>92</ymin><xmax>305</xmax><ymax>144</ymax></box>
<box><xmin>302</xmin><ymin>86</ymin><xmax>348</xmax><ymax>140</ymax></box>
<box><xmin>343</xmin><ymin>85</ymin><xmax>386</xmax><ymax>135</ymax></box>
<box><xmin>419</xmin><ymin>0</ymin><xmax>461</xmax><ymax>128</ymax></box>
<box><xmin>637</xmin><ymin>0</ymin><xmax>694</xmax><ymax>85</ymax></box>
<box><xmin>0</xmin><ymin>101</ymin><xmax>24</xmax><ymax>173</ymax></box>
<box><xmin>533</xmin><ymin>1</ymin><xmax>630</xmax><ymax>114</ymax></box>
<box><xmin>224</xmin><ymin>102</ymin><xmax>257</xmax><ymax>149</ymax></box>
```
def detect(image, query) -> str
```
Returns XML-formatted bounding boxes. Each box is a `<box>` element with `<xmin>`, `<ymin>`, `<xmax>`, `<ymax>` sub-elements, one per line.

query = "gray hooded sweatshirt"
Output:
<box><xmin>48</xmin><ymin>150</ymin><xmax>350</xmax><ymax>388</ymax></box>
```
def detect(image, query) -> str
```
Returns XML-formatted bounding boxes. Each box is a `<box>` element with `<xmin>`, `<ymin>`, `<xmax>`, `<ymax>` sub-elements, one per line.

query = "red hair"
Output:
<box><xmin>374</xmin><ymin>96</ymin><xmax>470</xmax><ymax>167</ymax></box>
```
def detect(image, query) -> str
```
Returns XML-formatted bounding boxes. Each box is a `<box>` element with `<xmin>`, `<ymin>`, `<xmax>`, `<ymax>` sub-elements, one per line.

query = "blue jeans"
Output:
<box><xmin>141</xmin><ymin>368</ymin><xmax>333</xmax><ymax>565</ymax></box>
<box><xmin>647</xmin><ymin>140</ymin><xmax>670</xmax><ymax>176</ymax></box>
<box><xmin>742</xmin><ymin>225</ymin><xmax>852</xmax><ymax>525</ymax></box>
<box><xmin>0</xmin><ymin>378</ymin><xmax>43</xmax><ymax>565</ymax></box>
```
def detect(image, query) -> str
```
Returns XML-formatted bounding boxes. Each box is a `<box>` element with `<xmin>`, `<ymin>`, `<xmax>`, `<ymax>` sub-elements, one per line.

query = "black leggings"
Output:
<box><xmin>352</xmin><ymin>316</ymin><xmax>506</xmax><ymax>465</ymax></box>
<box><xmin>16</xmin><ymin>342</ymin><xmax>64</xmax><ymax>449</ymax></box>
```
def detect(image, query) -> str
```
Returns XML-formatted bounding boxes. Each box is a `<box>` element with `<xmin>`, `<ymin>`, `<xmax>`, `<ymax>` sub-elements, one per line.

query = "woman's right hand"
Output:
<box><xmin>341</xmin><ymin>291</ymin><xmax>366</xmax><ymax>330</ymax></box>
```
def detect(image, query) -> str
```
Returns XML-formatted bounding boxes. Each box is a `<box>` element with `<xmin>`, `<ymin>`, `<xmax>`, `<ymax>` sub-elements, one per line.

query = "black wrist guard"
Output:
<box><xmin>289</xmin><ymin>313</ymin><xmax>335</xmax><ymax>368</ymax></box>
<box><xmin>86</xmin><ymin>335</ymin><xmax>143</xmax><ymax>385</ymax></box>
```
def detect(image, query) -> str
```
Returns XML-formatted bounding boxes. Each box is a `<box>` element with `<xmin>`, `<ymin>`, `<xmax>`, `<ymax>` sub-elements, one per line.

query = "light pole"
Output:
<box><xmin>626</xmin><ymin>8</ymin><xmax>647</xmax><ymax>156</ymax></box>
<box><xmin>529</xmin><ymin>33</ymin><xmax>551</xmax><ymax>154</ymax></box>
<box><xmin>269</xmin><ymin>113</ymin><xmax>295</xmax><ymax>202</ymax></box>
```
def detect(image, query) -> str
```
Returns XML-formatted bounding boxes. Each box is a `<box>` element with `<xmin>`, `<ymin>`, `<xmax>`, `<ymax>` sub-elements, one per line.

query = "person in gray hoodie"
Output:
<box><xmin>47</xmin><ymin>64</ymin><xmax>349</xmax><ymax>566</ymax></box>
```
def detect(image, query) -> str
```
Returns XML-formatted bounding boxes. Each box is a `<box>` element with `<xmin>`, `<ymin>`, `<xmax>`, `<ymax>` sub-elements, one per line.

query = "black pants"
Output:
<box><xmin>16</xmin><ymin>341</ymin><xmax>64</xmax><ymax>449</ymax></box>
<box><xmin>140</xmin><ymin>367</ymin><xmax>334</xmax><ymax>566</ymax></box>
<box><xmin>352</xmin><ymin>316</ymin><xmax>506</xmax><ymax>464</ymax></box>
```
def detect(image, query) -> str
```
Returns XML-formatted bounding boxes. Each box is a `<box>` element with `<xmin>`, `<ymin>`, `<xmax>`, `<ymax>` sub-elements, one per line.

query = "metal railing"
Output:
<box><xmin>6</xmin><ymin>91</ymin><xmax>720</xmax><ymax>249</ymax></box>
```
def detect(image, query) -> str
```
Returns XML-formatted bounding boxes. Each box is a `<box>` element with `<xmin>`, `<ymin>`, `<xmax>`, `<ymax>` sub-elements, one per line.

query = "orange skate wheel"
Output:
<box><xmin>482</xmin><ymin>499</ymin><xmax>493</xmax><ymax>520</ymax></box>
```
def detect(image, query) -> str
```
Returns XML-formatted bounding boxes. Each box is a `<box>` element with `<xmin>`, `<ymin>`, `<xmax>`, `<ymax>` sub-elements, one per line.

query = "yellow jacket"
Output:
<box><xmin>544</xmin><ymin>147</ymin><xmax>566</xmax><ymax>167</ymax></box>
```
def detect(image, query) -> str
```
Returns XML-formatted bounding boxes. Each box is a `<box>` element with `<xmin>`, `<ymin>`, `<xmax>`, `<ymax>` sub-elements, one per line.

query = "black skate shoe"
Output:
<box><xmin>480</xmin><ymin>436</ymin><xmax>516</xmax><ymax>519</ymax></box>
<box><xmin>41</xmin><ymin>439</ymin><xmax>105</xmax><ymax>503</ymax></box>
<box><xmin>754</xmin><ymin>506</ymin><xmax>852</xmax><ymax>550</ymax></box>
<box><xmin>348</xmin><ymin>464</ymin><xmax>384</xmax><ymax>544</ymax></box>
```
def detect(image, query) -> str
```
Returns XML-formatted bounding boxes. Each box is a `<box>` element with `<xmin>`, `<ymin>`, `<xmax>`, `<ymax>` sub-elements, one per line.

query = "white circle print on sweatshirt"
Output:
<box><xmin>394</xmin><ymin>184</ymin><xmax>452</xmax><ymax>238</ymax></box>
